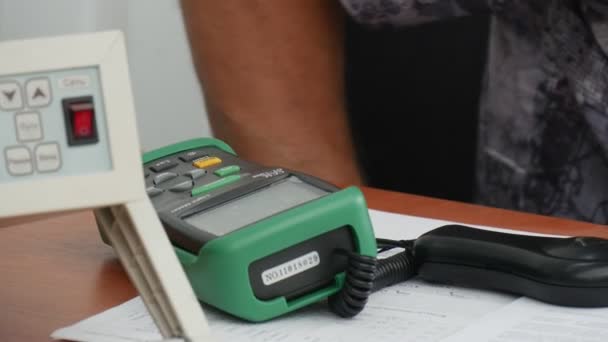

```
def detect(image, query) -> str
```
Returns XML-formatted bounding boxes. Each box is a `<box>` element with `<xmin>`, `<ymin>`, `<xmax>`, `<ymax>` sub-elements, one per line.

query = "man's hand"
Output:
<box><xmin>181</xmin><ymin>0</ymin><xmax>363</xmax><ymax>186</ymax></box>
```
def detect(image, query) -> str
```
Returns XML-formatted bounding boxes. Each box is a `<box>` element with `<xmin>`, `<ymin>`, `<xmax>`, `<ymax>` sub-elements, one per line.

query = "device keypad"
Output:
<box><xmin>144</xmin><ymin>147</ymin><xmax>274</xmax><ymax>213</ymax></box>
<box><xmin>1</xmin><ymin>77</ymin><xmax>55</xmax><ymax>177</ymax></box>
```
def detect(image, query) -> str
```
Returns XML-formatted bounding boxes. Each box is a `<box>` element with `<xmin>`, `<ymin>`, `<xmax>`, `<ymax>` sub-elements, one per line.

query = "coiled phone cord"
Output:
<box><xmin>329</xmin><ymin>238</ymin><xmax>417</xmax><ymax>318</ymax></box>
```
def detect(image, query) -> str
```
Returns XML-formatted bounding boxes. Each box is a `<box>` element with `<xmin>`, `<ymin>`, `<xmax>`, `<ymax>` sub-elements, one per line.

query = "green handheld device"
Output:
<box><xmin>139</xmin><ymin>138</ymin><xmax>377</xmax><ymax>322</ymax></box>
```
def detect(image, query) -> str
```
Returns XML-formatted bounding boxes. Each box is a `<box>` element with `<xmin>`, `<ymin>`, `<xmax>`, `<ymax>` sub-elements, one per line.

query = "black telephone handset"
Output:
<box><xmin>412</xmin><ymin>225</ymin><xmax>608</xmax><ymax>307</ymax></box>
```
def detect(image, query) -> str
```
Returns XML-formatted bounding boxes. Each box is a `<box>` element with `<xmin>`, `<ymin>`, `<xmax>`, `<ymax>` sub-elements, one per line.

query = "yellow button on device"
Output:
<box><xmin>192</xmin><ymin>156</ymin><xmax>222</xmax><ymax>169</ymax></box>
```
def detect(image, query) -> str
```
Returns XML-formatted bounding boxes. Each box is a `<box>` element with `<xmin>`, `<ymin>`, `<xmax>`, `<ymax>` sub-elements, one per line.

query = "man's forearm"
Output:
<box><xmin>181</xmin><ymin>0</ymin><xmax>363</xmax><ymax>186</ymax></box>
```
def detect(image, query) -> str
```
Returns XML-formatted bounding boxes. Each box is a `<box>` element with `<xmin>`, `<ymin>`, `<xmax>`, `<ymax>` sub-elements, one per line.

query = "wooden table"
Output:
<box><xmin>1</xmin><ymin>187</ymin><xmax>606</xmax><ymax>341</ymax></box>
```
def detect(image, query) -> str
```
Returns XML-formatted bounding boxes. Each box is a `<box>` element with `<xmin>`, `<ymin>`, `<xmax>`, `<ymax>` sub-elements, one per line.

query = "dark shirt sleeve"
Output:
<box><xmin>340</xmin><ymin>0</ymin><xmax>492</xmax><ymax>26</ymax></box>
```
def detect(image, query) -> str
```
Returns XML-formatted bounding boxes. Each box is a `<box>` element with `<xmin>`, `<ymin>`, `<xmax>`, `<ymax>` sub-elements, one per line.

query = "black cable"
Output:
<box><xmin>376</xmin><ymin>238</ymin><xmax>414</xmax><ymax>250</ymax></box>
<box><xmin>328</xmin><ymin>251</ymin><xmax>377</xmax><ymax>318</ymax></box>
<box><xmin>373</xmin><ymin>246</ymin><xmax>417</xmax><ymax>291</ymax></box>
<box><xmin>328</xmin><ymin>238</ymin><xmax>417</xmax><ymax>318</ymax></box>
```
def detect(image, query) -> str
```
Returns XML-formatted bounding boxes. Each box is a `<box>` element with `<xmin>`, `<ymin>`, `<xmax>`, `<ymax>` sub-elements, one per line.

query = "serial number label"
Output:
<box><xmin>261</xmin><ymin>251</ymin><xmax>320</xmax><ymax>286</ymax></box>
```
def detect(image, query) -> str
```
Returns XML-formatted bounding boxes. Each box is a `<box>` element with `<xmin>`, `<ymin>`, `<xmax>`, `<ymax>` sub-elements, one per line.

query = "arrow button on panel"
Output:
<box><xmin>4</xmin><ymin>90</ymin><xmax>16</xmax><ymax>101</ymax></box>
<box><xmin>0</xmin><ymin>81</ymin><xmax>23</xmax><ymax>111</ymax></box>
<box><xmin>33</xmin><ymin>87</ymin><xmax>46</xmax><ymax>99</ymax></box>
<box><xmin>25</xmin><ymin>78</ymin><xmax>52</xmax><ymax>108</ymax></box>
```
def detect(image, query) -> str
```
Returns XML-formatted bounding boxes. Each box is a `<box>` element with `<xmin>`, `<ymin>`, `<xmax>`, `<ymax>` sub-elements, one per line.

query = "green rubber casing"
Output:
<box><xmin>142</xmin><ymin>138</ymin><xmax>377</xmax><ymax>321</ymax></box>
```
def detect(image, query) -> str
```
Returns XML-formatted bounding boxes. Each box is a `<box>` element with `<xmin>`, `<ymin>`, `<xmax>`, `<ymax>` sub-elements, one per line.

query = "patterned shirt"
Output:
<box><xmin>340</xmin><ymin>0</ymin><xmax>608</xmax><ymax>224</ymax></box>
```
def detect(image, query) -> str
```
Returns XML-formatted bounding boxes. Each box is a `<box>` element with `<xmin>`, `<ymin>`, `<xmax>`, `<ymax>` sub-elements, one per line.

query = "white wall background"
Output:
<box><xmin>0</xmin><ymin>0</ymin><xmax>212</xmax><ymax>151</ymax></box>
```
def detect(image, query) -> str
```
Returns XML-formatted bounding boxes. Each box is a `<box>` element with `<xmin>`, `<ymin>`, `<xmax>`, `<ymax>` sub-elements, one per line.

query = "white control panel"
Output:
<box><xmin>0</xmin><ymin>31</ymin><xmax>147</xmax><ymax>218</ymax></box>
<box><xmin>1</xmin><ymin>67</ymin><xmax>112</xmax><ymax>182</ymax></box>
<box><xmin>0</xmin><ymin>31</ymin><xmax>211</xmax><ymax>341</ymax></box>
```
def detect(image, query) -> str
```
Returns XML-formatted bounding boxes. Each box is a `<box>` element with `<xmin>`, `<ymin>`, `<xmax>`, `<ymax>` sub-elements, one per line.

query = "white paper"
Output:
<box><xmin>52</xmin><ymin>281</ymin><xmax>515</xmax><ymax>342</ymax></box>
<box><xmin>367</xmin><ymin>209</ymin><xmax>563</xmax><ymax>240</ymax></box>
<box><xmin>51</xmin><ymin>210</ymin><xmax>572</xmax><ymax>342</ymax></box>
<box><xmin>443</xmin><ymin>297</ymin><xmax>608</xmax><ymax>342</ymax></box>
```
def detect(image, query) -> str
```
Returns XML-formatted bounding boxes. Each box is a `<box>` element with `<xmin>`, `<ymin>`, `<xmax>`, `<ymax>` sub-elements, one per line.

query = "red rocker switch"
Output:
<box><xmin>63</xmin><ymin>96</ymin><xmax>98</xmax><ymax>146</ymax></box>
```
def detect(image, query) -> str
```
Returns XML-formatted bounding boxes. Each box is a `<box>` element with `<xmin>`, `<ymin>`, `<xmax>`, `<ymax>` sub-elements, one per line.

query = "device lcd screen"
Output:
<box><xmin>184</xmin><ymin>176</ymin><xmax>329</xmax><ymax>236</ymax></box>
